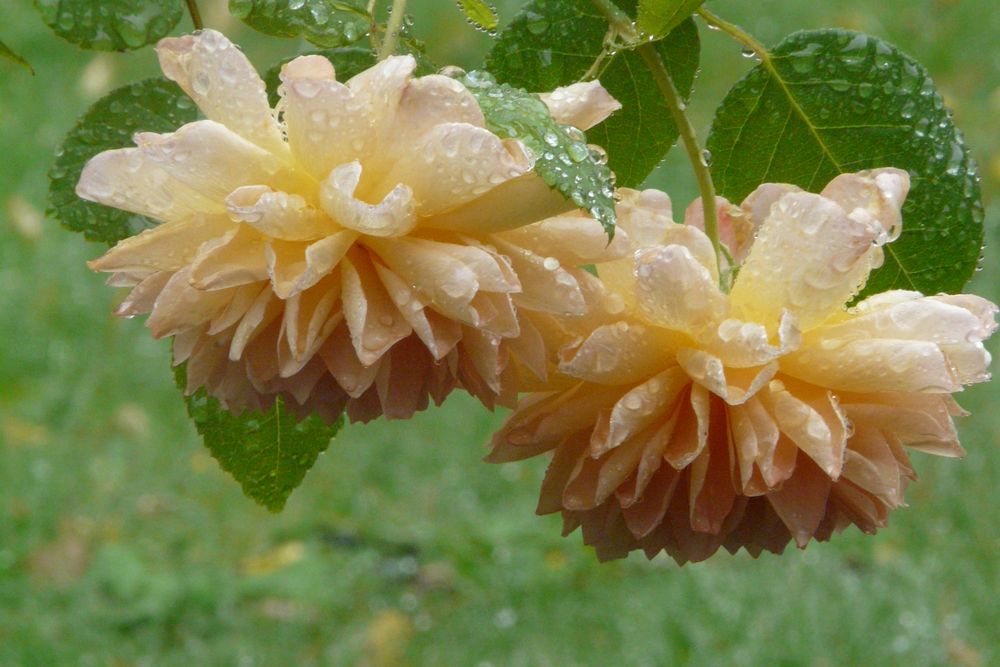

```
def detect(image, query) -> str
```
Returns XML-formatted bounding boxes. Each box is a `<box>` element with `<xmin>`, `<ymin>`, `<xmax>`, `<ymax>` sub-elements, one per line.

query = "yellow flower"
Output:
<box><xmin>488</xmin><ymin>170</ymin><xmax>996</xmax><ymax>563</ymax></box>
<box><xmin>78</xmin><ymin>30</ymin><xmax>621</xmax><ymax>422</ymax></box>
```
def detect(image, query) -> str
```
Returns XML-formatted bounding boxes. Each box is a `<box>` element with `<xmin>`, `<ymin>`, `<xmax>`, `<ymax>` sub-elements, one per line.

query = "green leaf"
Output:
<box><xmin>707</xmin><ymin>30</ymin><xmax>984</xmax><ymax>296</ymax></box>
<box><xmin>229</xmin><ymin>0</ymin><xmax>370</xmax><ymax>48</ymax></box>
<box><xmin>176</xmin><ymin>367</ymin><xmax>342</xmax><ymax>513</ymax></box>
<box><xmin>486</xmin><ymin>0</ymin><xmax>700</xmax><ymax>188</ymax></box>
<box><xmin>637</xmin><ymin>0</ymin><xmax>704</xmax><ymax>39</ymax></box>
<box><xmin>264</xmin><ymin>46</ymin><xmax>378</xmax><ymax>107</ymax></box>
<box><xmin>0</xmin><ymin>39</ymin><xmax>33</xmax><ymax>74</ymax></box>
<box><xmin>457</xmin><ymin>0</ymin><xmax>499</xmax><ymax>33</ymax></box>
<box><xmin>49</xmin><ymin>78</ymin><xmax>198</xmax><ymax>245</ymax></box>
<box><xmin>462</xmin><ymin>72</ymin><xmax>617</xmax><ymax>236</ymax></box>
<box><xmin>33</xmin><ymin>0</ymin><xmax>182</xmax><ymax>51</ymax></box>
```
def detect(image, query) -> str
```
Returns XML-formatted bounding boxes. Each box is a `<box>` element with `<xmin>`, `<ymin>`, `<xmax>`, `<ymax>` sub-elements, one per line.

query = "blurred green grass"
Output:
<box><xmin>1</xmin><ymin>1</ymin><xmax>999</xmax><ymax>665</ymax></box>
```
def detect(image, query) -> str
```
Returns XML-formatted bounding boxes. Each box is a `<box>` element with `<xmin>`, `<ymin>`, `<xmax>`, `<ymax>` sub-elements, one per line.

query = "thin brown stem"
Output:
<box><xmin>184</xmin><ymin>0</ymin><xmax>204</xmax><ymax>30</ymax></box>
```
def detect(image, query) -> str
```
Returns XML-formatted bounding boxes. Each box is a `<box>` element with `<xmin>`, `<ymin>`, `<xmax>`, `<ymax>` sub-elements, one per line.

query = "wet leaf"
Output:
<box><xmin>486</xmin><ymin>0</ymin><xmax>700</xmax><ymax>188</ymax></box>
<box><xmin>462</xmin><ymin>71</ymin><xmax>618</xmax><ymax>236</ymax></box>
<box><xmin>264</xmin><ymin>46</ymin><xmax>377</xmax><ymax>107</ymax></box>
<box><xmin>229</xmin><ymin>0</ymin><xmax>370</xmax><ymax>48</ymax></box>
<box><xmin>176</xmin><ymin>366</ymin><xmax>343</xmax><ymax>513</ymax></box>
<box><xmin>637</xmin><ymin>0</ymin><xmax>704</xmax><ymax>39</ymax></box>
<box><xmin>0</xmin><ymin>39</ymin><xmax>33</xmax><ymax>74</ymax></box>
<box><xmin>49</xmin><ymin>78</ymin><xmax>198</xmax><ymax>245</ymax></box>
<box><xmin>707</xmin><ymin>30</ymin><xmax>984</xmax><ymax>296</ymax></box>
<box><xmin>33</xmin><ymin>0</ymin><xmax>182</xmax><ymax>51</ymax></box>
<box><xmin>456</xmin><ymin>0</ymin><xmax>499</xmax><ymax>33</ymax></box>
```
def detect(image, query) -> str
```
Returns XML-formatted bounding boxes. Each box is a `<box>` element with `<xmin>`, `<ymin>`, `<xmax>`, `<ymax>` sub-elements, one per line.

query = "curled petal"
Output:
<box><xmin>539</xmin><ymin>80</ymin><xmax>621</xmax><ymax>130</ymax></box>
<box><xmin>226</xmin><ymin>186</ymin><xmax>334</xmax><ymax>241</ymax></box>
<box><xmin>88</xmin><ymin>215</ymin><xmax>232</xmax><ymax>274</ymax></box>
<box><xmin>320</xmin><ymin>162</ymin><xmax>417</xmax><ymax>237</ymax></box>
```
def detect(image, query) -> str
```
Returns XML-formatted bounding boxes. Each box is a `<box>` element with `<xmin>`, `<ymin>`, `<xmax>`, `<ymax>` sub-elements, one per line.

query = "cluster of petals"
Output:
<box><xmin>488</xmin><ymin>170</ymin><xmax>997</xmax><ymax>563</ymax></box>
<box><xmin>79</xmin><ymin>30</ymin><xmax>621</xmax><ymax>422</ymax></box>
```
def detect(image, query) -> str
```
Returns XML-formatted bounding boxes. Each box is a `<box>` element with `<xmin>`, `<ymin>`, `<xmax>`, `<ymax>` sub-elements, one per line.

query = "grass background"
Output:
<box><xmin>2</xmin><ymin>1</ymin><xmax>999</xmax><ymax>665</ymax></box>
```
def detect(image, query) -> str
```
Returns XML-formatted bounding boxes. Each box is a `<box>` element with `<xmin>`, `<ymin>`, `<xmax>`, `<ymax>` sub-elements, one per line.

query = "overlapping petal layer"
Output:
<box><xmin>489</xmin><ymin>171</ymin><xmax>996</xmax><ymax>563</ymax></box>
<box><xmin>79</xmin><ymin>30</ymin><xmax>622</xmax><ymax>422</ymax></box>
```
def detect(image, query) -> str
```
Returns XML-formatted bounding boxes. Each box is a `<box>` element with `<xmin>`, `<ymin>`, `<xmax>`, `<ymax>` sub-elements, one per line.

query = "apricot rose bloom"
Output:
<box><xmin>488</xmin><ymin>170</ymin><xmax>997</xmax><ymax>563</ymax></box>
<box><xmin>78</xmin><ymin>30</ymin><xmax>621</xmax><ymax>422</ymax></box>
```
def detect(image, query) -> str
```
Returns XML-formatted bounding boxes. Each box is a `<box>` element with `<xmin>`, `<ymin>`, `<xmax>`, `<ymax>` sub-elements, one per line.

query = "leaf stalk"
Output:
<box><xmin>377</xmin><ymin>0</ymin><xmax>408</xmax><ymax>60</ymax></box>
<box><xmin>590</xmin><ymin>0</ymin><xmax>723</xmax><ymax>279</ymax></box>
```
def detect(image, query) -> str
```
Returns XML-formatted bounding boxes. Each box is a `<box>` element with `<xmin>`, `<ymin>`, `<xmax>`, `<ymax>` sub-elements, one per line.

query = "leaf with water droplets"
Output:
<box><xmin>33</xmin><ymin>0</ymin><xmax>182</xmax><ymax>51</ymax></box>
<box><xmin>456</xmin><ymin>0</ymin><xmax>499</xmax><ymax>33</ymax></box>
<box><xmin>461</xmin><ymin>71</ymin><xmax>618</xmax><ymax>236</ymax></box>
<box><xmin>264</xmin><ymin>47</ymin><xmax>378</xmax><ymax>107</ymax></box>
<box><xmin>0</xmin><ymin>39</ymin><xmax>33</xmax><ymax>74</ymax></box>
<box><xmin>707</xmin><ymin>30</ymin><xmax>983</xmax><ymax>296</ymax></box>
<box><xmin>49</xmin><ymin>78</ymin><xmax>198</xmax><ymax>245</ymax></box>
<box><xmin>229</xmin><ymin>0</ymin><xmax>370</xmax><ymax>49</ymax></box>
<box><xmin>485</xmin><ymin>0</ymin><xmax>700</xmax><ymax>188</ymax></box>
<box><xmin>176</xmin><ymin>365</ymin><xmax>343</xmax><ymax>513</ymax></box>
<box><xmin>636</xmin><ymin>0</ymin><xmax>704</xmax><ymax>39</ymax></box>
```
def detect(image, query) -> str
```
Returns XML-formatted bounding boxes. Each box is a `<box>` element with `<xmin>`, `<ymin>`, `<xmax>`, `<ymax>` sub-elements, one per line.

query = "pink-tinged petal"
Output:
<box><xmin>318</xmin><ymin>324</ymin><xmax>380</xmax><ymax>397</ymax></box>
<box><xmin>633</xmin><ymin>245</ymin><xmax>727</xmax><ymax>332</ymax></box>
<box><xmin>593</xmin><ymin>367</ymin><xmax>689</xmax><ymax>456</ymax></box>
<box><xmin>230</xmin><ymin>287</ymin><xmax>282</xmax><ymax>360</ymax></box>
<box><xmin>763</xmin><ymin>379</ymin><xmax>846</xmax><ymax>478</ymax></box>
<box><xmin>539</xmin><ymin>80</ymin><xmax>621</xmax><ymax>130</ymax></box>
<box><xmin>739</xmin><ymin>183</ymin><xmax>799</xmax><ymax>240</ymax></box>
<box><xmin>688</xmin><ymin>403</ymin><xmax>736</xmax><ymax>534</ymax></box>
<box><xmin>730</xmin><ymin>190</ymin><xmax>891</xmax><ymax>331</ymax></box>
<box><xmin>374</xmin><ymin>263</ymin><xmax>462</xmax><ymax>360</ymax></box>
<box><xmin>157</xmin><ymin>30</ymin><xmax>287</xmax><ymax>156</ymax></box>
<box><xmin>841</xmin><ymin>427</ymin><xmax>906</xmax><ymax>506</ymax></box>
<box><xmin>663</xmin><ymin>384</ymin><xmax>710</xmax><ymax>469</ymax></box>
<box><xmin>621</xmin><ymin>466</ymin><xmax>680</xmax><ymax>538</ymax></box>
<box><xmin>134</xmin><ymin>120</ymin><xmax>310</xmax><ymax>203</ymax></box>
<box><xmin>88</xmin><ymin>214</ymin><xmax>233</xmax><ymax>273</ymax></box>
<box><xmin>207</xmin><ymin>282</ymin><xmax>268</xmax><ymax>335</ymax></box>
<box><xmin>425</xmin><ymin>172</ymin><xmax>576</xmax><ymax>234</ymax></box>
<box><xmin>76</xmin><ymin>148</ymin><xmax>223</xmax><ymax>222</ymax></box>
<box><xmin>842</xmin><ymin>393</ymin><xmax>962</xmax><ymax>457</ymax></box>
<box><xmin>613</xmin><ymin>188</ymin><xmax>674</xmax><ymax>248</ymax></box>
<box><xmin>558</xmin><ymin>320</ymin><xmax>677</xmax><ymax>386</ymax></box>
<box><xmin>278</xmin><ymin>56</ymin><xmax>371</xmax><ymax>180</ymax></box>
<box><xmin>115</xmin><ymin>271</ymin><xmax>172</xmax><ymax>318</ymax></box>
<box><xmin>340</xmin><ymin>252</ymin><xmax>412</xmax><ymax>365</ymax></box>
<box><xmin>226</xmin><ymin>186</ymin><xmax>335</xmax><ymax>241</ymax></box>
<box><xmin>145</xmin><ymin>268</ymin><xmax>234</xmax><ymax>338</ymax></box>
<box><xmin>498</xmin><ymin>213</ymin><xmax>630</xmax><ymax>265</ymax></box>
<box><xmin>684</xmin><ymin>196</ymin><xmax>753</xmax><ymax>266</ymax></box>
<box><xmin>280</xmin><ymin>273</ymin><xmax>342</xmax><ymax>375</ymax></box>
<box><xmin>188</xmin><ymin>225</ymin><xmax>268</xmax><ymax>290</ymax></box>
<box><xmin>372</xmin><ymin>123</ymin><xmax>531</xmax><ymax>215</ymax></box>
<box><xmin>782</xmin><ymin>338</ymin><xmax>962</xmax><ymax>394</ymax></box>
<box><xmin>766</xmin><ymin>453</ymin><xmax>831</xmax><ymax>548</ymax></box>
<box><xmin>319</xmin><ymin>161</ymin><xmax>417</xmax><ymax>237</ymax></box>
<box><xmin>820</xmin><ymin>168</ymin><xmax>909</xmax><ymax>242</ymax></box>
